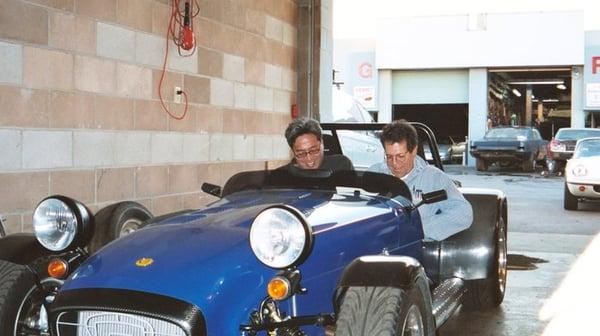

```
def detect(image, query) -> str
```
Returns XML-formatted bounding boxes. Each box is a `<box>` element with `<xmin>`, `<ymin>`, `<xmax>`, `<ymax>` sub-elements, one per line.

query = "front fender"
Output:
<box><xmin>337</xmin><ymin>255</ymin><xmax>425</xmax><ymax>289</ymax></box>
<box><xmin>0</xmin><ymin>233</ymin><xmax>50</xmax><ymax>265</ymax></box>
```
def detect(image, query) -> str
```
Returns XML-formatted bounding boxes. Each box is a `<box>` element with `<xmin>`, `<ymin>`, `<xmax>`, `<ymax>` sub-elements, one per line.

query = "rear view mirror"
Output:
<box><xmin>201</xmin><ymin>183</ymin><xmax>222</xmax><ymax>198</ymax></box>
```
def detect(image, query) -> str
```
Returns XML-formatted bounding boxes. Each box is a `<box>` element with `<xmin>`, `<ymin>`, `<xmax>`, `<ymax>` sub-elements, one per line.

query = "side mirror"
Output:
<box><xmin>412</xmin><ymin>190</ymin><xmax>448</xmax><ymax>210</ymax></box>
<box><xmin>201</xmin><ymin>183</ymin><xmax>222</xmax><ymax>198</ymax></box>
<box><xmin>421</xmin><ymin>190</ymin><xmax>447</xmax><ymax>205</ymax></box>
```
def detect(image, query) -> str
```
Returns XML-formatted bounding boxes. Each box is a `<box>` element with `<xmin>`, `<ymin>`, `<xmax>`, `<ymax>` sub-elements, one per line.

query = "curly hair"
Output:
<box><xmin>380</xmin><ymin>120</ymin><xmax>418</xmax><ymax>151</ymax></box>
<box><xmin>284</xmin><ymin>117</ymin><xmax>323</xmax><ymax>147</ymax></box>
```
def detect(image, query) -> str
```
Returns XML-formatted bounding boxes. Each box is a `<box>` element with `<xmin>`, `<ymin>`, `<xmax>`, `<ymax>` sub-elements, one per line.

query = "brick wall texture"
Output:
<box><xmin>0</xmin><ymin>0</ymin><xmax>296</xmax><ymax>233</ymax></box>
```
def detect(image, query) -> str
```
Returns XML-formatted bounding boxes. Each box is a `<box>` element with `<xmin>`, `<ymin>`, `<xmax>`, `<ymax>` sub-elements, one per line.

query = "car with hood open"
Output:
<box><xmin>0</xmin><ymin>122</ymin><xmax>507</xmax><ymax>336</ymax></box>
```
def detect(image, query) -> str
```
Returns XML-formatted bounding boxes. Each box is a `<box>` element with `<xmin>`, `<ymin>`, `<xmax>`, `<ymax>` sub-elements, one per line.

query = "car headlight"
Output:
<box><xmin>33</xmin><ymin>196</ymin><xmax>94</xmax><ymax>252</ymax></box>
<box><xmin>572</xmin><ymin>165</ymin><xmax>587</xmax><ymax>177</ymax></box>
<box><xmin>249</xmin><ymin>206</ymin><xmax>313</xmax><ymax>269</ymax></box>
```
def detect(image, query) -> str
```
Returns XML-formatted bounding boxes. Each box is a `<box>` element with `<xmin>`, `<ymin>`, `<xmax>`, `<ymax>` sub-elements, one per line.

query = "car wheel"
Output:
<box><xmin>88</xmin><ymin>201</ymin><xmax>153</xmax><ymax>253</ymax></box>
<box><xmin>463</xmin><ymin>215</ymin><xmax>507</xmax><ymax>310</ymax></box>
<box><xmin>335</xmin><ymin>286</ymin><xmax>435</xmax><ymax>336</ymax></box>
<box><xmin>0</xmin><ymin>260</ymin><xmax>57</xmax><ymax>335</ymax></box>
<box><xmin>563</xmin><ymin>183</ymin><xmax>578</xmax><ymax>210</ymax></box>
<box><xmin>521</xmin><ymin>156</ymin><xmax>535</xmax><ymax>172</ymax></box>
<box><xmin>476</xmin><ymin>159</ymin><xmax>487</xmax><ymax>172</ymax></box>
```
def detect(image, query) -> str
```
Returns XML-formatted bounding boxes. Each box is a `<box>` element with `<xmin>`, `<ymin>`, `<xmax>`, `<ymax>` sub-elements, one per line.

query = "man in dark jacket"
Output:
<box><xmin>280</xmin><ymin>117</ymin><xmax>353</xmax><ymax>172</ymax></box>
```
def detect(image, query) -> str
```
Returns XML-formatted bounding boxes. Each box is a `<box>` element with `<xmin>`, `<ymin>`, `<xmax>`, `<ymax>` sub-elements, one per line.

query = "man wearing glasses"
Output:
<box><xmin>281</xmin><ymin>117</ymin><xmax>353</xmax><ymax>172</ymax></box>
<box><xmin>369</xmin><ymin>120</ymin><xmax>473</xmax><ymax>241</ymax></box>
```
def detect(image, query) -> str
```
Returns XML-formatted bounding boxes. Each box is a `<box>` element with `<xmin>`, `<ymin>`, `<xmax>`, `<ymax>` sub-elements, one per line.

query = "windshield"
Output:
<box><xmin>221</xmin><ymin>169</ymin><xmax>411</xmax><ymax>201</ymax></box>
<box><xmin>556</xmin><ymin>129</ymin><xmax>600</xmax><ymax>140</ymax></box>
<box><xmin>485</xmin><ymin>128</ymin><xmax>529</xmax><ymax>139</ymax></box>
<box><xmin>573</xmin><ymin>139</ymin><xmax>600</xmax><ymax>158</ymax></box>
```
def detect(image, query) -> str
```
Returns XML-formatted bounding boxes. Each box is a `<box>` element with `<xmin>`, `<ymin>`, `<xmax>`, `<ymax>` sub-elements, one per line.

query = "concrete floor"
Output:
<box><xmin>438</xmin><ymin>166</ymin><xmax>600</xmax><ymax>336</ymax></box>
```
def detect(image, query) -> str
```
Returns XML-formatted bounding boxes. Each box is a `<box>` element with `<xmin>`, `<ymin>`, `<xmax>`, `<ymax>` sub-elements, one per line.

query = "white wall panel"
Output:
<box><xmin>392</xmin><ymin>70</ymin><xmax>469</xmax><ymax>104</ymax></box>
<box><xmin>377</xmin><ymin>11</ymin><xmax>584</xmax><ymax>69</ymax></box>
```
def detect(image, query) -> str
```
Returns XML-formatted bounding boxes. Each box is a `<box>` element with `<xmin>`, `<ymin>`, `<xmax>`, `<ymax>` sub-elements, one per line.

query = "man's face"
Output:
<box><xmin>383</xmin><ymin>140</ymin><xmax>417</xmax><ymax>178</ymax></box>
<box><xmin>292</xmin><ymin>133</ymin><xmax>324</xmax><ymax>170</ymax></box>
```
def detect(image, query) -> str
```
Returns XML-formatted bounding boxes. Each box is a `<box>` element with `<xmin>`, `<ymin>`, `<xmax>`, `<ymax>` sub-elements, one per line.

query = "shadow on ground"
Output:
<box><xmin>508</xmin><ymin>253</ymin><xmax>549</xmax><ymax>270</ymax></box>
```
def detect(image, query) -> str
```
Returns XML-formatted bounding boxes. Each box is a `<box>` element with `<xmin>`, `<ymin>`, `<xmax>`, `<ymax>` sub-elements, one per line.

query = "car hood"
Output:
<box><xmin>60</xmin><ymin>189</ymin><xmax>402</xmax><ymax>315</ymax></box>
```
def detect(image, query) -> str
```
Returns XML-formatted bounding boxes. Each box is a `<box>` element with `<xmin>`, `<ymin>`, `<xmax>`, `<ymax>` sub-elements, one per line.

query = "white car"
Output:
<box><xmin>564</xmin><ymin>137</ymin><xmax>600</xmax><ymax>210</ymax></box>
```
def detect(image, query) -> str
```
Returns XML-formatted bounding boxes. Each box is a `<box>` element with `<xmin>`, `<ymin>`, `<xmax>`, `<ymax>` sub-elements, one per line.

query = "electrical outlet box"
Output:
<box><xmin>174</xmin><ymin>87</ymin><xmax>182</xmax><ymax>104</ymax></box>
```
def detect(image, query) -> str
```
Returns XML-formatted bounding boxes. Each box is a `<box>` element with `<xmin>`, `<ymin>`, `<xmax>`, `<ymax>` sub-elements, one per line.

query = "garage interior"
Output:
<box><xmin>488</xmin><ymin>68</ymin><xmax>573</xmax><ymax>139</ymax></box>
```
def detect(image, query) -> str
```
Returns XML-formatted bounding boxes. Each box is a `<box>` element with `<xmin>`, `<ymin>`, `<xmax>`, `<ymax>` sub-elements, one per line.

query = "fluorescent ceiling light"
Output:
<box><xmin>556</xmin><ymin>84</ymin><xmax>567</xmax><ymax>90</ymax></box>
<box><xmin>508</xmin><ymin>80</ymin><xmax>564</xmax><ymax>85</ymax></box>
<box><xmin>512</xmin><ymin>88</ymin><xmax>522</xmax><ymax>97</ymax></box>
<box><xmin>543</xmin><ymin>99</ymin><xmax>559</xmax><ymax>102</ymax></box>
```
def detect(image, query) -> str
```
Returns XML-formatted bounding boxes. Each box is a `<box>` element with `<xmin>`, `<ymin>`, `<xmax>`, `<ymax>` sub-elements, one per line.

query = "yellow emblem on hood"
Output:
<box><xmin>135</xmin><ymin>257</ymin><xmax>154</xmax><ymax>267</ymax></box>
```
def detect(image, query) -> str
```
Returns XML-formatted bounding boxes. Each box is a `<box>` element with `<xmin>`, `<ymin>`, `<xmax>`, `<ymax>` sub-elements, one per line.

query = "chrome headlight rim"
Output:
<box><xmin>33</xmin><ymin>195</ymin><xmax>94</xmax><ymax>252</ymax></box>
<box><xmin>572</xmin><ymin>164</ymin><xmax>588</xmax><ymax>177</ymax></box>
<box><xmin>249</xmin><ymin>205</ymin><xmax>313</xmax><ymax>270</ymax></box>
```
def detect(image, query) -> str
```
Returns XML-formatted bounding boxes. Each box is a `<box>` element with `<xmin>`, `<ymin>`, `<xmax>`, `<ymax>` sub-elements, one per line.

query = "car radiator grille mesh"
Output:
<box><xmin>56</xmin><ymin>310</ymin><xmax>186</xmax><ymax>336</ymax></box>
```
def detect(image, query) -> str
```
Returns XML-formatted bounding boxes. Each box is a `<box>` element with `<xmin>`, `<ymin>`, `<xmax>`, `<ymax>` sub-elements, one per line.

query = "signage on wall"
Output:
<box><xmin>593</xmin><ymin>56</ymin><xmax>600</xmax><ymax>74</ymax></box>
<box><xmin>586</xmin><ymin>83</ymin><xmax>600</xmax><ymax>107</ymax></box>
<box><xmin>584</xmin><ymin>45</ymin><xmax>600</xmax><ymax>110</ymax></box>
<box><xmin>353</xmin><ymin>86</ymin><xmax>375</xmax><ymax>108</ymax></box>
<box><xmin>358</xmin><ymin>62</ymin><xmax>373</xmax><ymax>79</ymax></box>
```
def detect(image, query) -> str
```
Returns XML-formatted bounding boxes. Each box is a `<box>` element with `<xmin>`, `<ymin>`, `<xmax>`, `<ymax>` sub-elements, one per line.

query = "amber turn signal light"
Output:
<box><xmin>267</xmin><ymin>276</ymin><xmax>291</xmax><ymax>301</ymax></box>
<box><xmin>47</xmin><ymin>259</ymin><xmax>68</xmax><ymax>279</ymax></box>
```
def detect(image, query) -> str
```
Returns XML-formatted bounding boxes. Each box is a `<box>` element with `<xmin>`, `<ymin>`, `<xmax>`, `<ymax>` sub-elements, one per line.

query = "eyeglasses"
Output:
<box><xmin>294</xmin><ymin>145</ymin><xmax>321</xmax><ymax>159</ymax></box>
<box><xmin>385</xmin><ymin>151</ymin><xmax>410</xmax><ymax>163</ymax></box>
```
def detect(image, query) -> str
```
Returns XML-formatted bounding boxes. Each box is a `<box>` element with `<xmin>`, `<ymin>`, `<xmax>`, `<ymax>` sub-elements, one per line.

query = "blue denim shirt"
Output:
<box><xmin>368</xmin><ymin>156</ymin><xmax>473</xmax><ymax>240</ymax></box>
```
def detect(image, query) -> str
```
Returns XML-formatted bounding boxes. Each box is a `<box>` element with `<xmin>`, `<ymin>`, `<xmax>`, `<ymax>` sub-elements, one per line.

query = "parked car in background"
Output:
<box><xmin>0</xmin><ymin>123</ymin><xmax>508</xmax><ymax>336</ymax></box>
<box><xmin>423</xmin><ymin>140</ymin><xmax>451</xmax><ymax>163</ymax></box>
<box><xmin>470</xmin><ymin>126</ymin><xmax>547</xmax><ymax>172</ymax></box>
<box><xmin>449</xmin><ymin>136</ymin><xmax>467</xmax><ymax>163</ymax></box>
<box><xmin>564</xmin><ymin>137</ymin><xmax>600</xmax><ymax>210</ymax></box>
<box><xmin>547</xmin><ymin>128</ymin><xmax>600</xmax><ymax>174</ymax></box>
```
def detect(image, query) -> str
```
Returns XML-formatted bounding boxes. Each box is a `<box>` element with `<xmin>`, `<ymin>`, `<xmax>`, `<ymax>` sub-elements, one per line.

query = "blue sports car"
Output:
<box><xmin>0</xmin><ymin>123</ymin><xmax>507</xmax><ymax>336</ymax></box>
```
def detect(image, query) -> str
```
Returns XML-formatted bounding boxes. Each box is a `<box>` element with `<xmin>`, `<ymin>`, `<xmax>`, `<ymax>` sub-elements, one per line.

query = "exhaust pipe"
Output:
<box><xmin>431</xmin><ymin>277</ymin><xmax>466</xmax><ymax>327</ymax></box>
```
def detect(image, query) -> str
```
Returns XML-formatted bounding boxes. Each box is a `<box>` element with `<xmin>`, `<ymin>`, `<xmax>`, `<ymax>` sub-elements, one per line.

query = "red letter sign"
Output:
<box><xmin>593</xmin><ymin>56</ymin><xmax>600</xmax><ymax>74</ymax></box>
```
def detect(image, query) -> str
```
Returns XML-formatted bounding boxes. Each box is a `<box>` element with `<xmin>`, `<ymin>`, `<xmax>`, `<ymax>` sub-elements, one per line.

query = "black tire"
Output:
<box><xmin>563</xmin><ymin>183</ymin><xmax>578</xmax><ymax>210</ymax></box>
<box><xmin>88</xmin><ymin>202</ymin><xmax>153</xmax><ymax>253</ymax></box>
<box><xmin>476</xmin><ymin>159</ymin><xmax>487</xmax><ymax>172</ymax></box>
<box><xmin>0</xmin><ymin>260</ymin><xmax>43</xmax><ymax>335</ymax></box>
<box><xmin>463</xmin><ymin>216</ymin><xmax>507</xmax><ymax>310</ymax></box>
<box><xmin>335</xmin><ymin>286</ymin><xmax>435</xmax><ymax>336</ymax></box>
<box><xmin>521</xmin><ymin>155</ymin><xmax>535</xmax><ymax>172</ymax></box>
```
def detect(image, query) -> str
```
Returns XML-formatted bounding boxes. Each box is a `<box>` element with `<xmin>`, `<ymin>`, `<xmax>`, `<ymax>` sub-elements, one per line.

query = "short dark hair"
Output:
<box><xmin>284</xmin><ymin>117</ymin><xmax>323</xmax><ymax>147</ymax></box>
<box><xmin>380</xmin><ymin>120</ymin><xmax>418</xmax><ymax>151</ymax></box>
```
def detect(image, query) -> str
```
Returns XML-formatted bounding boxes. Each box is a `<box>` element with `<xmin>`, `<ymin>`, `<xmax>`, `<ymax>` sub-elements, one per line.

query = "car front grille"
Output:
<box><xmin>56</xmin><ymin>310</ymin><xmax>186</xmax><ymax>336</ymax></box>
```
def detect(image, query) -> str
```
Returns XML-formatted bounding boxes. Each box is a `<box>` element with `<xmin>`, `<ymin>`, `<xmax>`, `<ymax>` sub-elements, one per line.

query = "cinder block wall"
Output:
<box><xmin>0</xmin><ymin>0</ymin><xmax>297</xmax><ymax>233</ymax></box>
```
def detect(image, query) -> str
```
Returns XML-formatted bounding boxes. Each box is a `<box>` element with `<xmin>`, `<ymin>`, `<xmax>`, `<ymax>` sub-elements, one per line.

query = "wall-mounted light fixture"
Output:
<box><xmin>556</xmin><ymin>84</ymin><xmax>567</xmax><ymax>90</ymax></box>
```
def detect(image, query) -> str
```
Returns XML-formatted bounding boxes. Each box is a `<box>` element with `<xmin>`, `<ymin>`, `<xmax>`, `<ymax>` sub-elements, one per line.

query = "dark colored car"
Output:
<box><xmin>470</xmin><ymin>126</ymin><xmax>547</xmax><ymax>172</ymax></box>
<box><xmin>547</xmin><ymin>128</ymin><xmax>600</xmax><ymax>173</ymax></box>
<box><xmin>0</xmin><ymin>123</ymin><xmax>508</xmax><ymax>336</ymax></box>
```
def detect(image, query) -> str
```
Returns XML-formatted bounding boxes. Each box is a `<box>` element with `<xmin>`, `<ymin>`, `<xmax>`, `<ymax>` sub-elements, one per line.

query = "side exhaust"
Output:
<box><xmin>431</xmin><ymin>277</ymin><xmax>466</xmax><ymax>327</ymax></box>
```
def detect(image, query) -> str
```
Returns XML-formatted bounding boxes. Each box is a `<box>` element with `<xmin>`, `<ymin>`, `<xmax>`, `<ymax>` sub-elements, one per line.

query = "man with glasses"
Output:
<box><xmin>281</xmin><ymin>117</ymin><xmax>353</xmax><ymax>172</ymax></box>
<box><xmin>369</xmin><ymin>120</ymin><xmax>473</xmax><ymax>241</ymax></box>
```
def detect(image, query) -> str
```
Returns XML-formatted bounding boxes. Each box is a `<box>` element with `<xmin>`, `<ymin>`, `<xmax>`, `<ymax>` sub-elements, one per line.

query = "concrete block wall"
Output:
<box><xmin>0</xmin><ymin>0</ymin><xmax>298</xmax><ymax>234</ymax></box>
